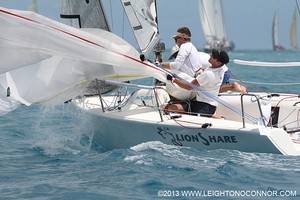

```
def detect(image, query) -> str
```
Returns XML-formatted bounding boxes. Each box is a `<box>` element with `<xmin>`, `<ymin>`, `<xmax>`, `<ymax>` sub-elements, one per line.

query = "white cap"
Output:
<box><xmin>168</xmin><ymin>45</ymin><xmax>179</xmax><ymax>60</ymax></box>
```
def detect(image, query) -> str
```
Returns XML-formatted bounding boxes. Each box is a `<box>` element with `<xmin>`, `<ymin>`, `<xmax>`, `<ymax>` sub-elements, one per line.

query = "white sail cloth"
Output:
<box><xmin>0</xmin><ymin>8</ymin><xmax>165</xmax><ymax>115</ymax></box>
<box><xmin>121</xmin><ymin>0</ymin><xmax>159</xmax><ymax>57</ymax></box>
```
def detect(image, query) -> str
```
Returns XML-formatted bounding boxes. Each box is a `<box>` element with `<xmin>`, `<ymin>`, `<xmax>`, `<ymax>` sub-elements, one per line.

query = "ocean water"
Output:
<box><xmin>1</xmin><ymin>50</ymin><xmax>300</xmax><ymax>200</ymax></box>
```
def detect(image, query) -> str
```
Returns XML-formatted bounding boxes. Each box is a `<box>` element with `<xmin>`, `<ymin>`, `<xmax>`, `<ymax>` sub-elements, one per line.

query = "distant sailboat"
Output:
<box><xmin>198</xmin><ymin>0</ymin><xmax>234</xmax><ymax>52</ymax></box>
<box><xmin>290</xmin><ymin>7</ymin><xmax>297</xmax><ymax>50</ymax></box>
<box><xmin>272</xmin><ymin>9</ymin><xmax>285</xmax><ymax>51</ymax></box>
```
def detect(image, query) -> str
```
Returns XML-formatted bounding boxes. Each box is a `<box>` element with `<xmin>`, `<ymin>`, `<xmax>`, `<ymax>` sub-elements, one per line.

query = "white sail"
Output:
<box><xmin>290</xmin><ymin>7</ymin><xmax>297</xmax><ymax>50</ymax></box>
<box><xmin>198</xmin><ymin>0</ymin><xmax>234</xmax><ymax>51</ymax></box>
<box><xmin>60</xmin><ymin>0</ymin><xmax>110</xmax><ymax>31</ymax></box>
<box><xmin>0</xmin><ymin>7</ymin><xmax>166</xmax><ymax>115</ymax></box>
<box><xmin>272</xmin><ymin>10</ymin><xmax>279</xmax><ymax>49</ymax></box>
<box><xmin>120</xmin><ymin>0</ymin><xmax>159</xmax><ymax>57</ymax></box>
<box><xmin>272</xmin><ymin>9</ymin><xmax>285</xmax><ymax>51</ymax></box>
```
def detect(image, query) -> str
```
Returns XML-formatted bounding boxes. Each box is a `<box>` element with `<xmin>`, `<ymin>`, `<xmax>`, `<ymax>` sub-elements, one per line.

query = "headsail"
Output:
<box><xmin>120</xmin><ymin>0</ymin><xmax>159</xmax><ymax>57</ymax></box>
<box><xmin>0</xmin><ymin>7</ymin><xmax>166</xmax><ymax>115</ymax></box>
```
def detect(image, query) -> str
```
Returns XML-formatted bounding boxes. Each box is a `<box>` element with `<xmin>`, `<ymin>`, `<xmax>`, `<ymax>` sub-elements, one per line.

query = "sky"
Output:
<box><xmin>0</xmin><ymin>0</ymin><xmax>298</xmax><ymax>50</ymax></box>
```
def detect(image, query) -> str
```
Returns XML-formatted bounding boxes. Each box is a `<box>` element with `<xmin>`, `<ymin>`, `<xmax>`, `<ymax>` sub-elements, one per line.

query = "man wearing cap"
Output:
<box><xmin>161</xmin><ymin>27</ymin><xmax>201</xmax><ymax>77</ymax></box>
<box><xmin>197</xmin><ymin>50</ymin><xmax>247</xmax><ymax>94</ymax></box>
<box><xmin>164</xmin><ymin>49</ymin><xmax>229</xmax><ymax>117</ymax></box>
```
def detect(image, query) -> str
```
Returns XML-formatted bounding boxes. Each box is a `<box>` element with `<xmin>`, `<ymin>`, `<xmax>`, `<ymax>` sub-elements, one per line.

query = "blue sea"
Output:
<box><xmin>1</xmin><ymin>50</ymin><xmax>300</xmax><ymax>200</ymax></box>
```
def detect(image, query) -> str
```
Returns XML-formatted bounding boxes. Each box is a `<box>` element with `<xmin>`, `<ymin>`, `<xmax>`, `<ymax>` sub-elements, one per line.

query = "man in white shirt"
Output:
<box><xmin>196</xmin><ymin>51</ymin><xmax>247</xmax><ymax>94</ymax></box>
<box><xmin>161</xmin><ymin>27</ymin><xmax>201</xmax><ymax>77</ymax></box>
<box><xmin>165</xmin><ymin>49</ymin><xmax>229</xmax><ymax>117</ymax></box>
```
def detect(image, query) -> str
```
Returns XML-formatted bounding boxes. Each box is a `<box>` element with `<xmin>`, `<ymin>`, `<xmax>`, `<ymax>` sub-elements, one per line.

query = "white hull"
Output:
<box><xmin>73</xmin><ymin>85</ymin><xmax>300</xmax><ymax>155</ymax></box>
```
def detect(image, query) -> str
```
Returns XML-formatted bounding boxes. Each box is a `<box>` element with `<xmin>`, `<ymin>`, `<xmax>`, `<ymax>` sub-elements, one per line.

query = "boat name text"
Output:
<box><xmin>157</xmin><ymin>127</ymin><xmax>237</xmax><ymax>146</ymax></box>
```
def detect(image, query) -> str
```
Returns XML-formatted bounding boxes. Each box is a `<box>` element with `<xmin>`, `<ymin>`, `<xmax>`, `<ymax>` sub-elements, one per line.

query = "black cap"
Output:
<box><xmin>212</xmin><ymin>49</ymin><xmax>229</xmax><ymax>64</ymax></box>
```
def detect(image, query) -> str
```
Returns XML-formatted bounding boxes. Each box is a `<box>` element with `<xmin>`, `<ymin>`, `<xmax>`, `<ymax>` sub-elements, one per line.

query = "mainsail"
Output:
<box><xmin>60</xmin><ymin>0</ymin><xmax>110</xmax><ymax>31</ymax></box>
<box><xmin>0</xmin><ymin>7</ymin><xmax>166</xmax><ymax>115</ymax></box>
<box><xmin>120</xmin><ymin>0</ymin><xmax>159</xmax><ymax>57</ymax></box>
<box><xmin>198</xmin><ymin>0</ymin><xmax>234</xmax><ymax>52</ymax></box>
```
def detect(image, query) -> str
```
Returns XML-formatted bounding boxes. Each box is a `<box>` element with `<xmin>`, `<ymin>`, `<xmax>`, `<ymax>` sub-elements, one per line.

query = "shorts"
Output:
<box><xmin>180</xmin><ymin>100</ymin><xmax>216</xmax><ymax>117</ymax></box>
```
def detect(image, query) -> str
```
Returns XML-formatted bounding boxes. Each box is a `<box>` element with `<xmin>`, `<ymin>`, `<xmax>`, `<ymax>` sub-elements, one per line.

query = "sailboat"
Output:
<box><xmin>59</xmin><ymin>1</ymin><xmax>300</xmax><ymax>155</ymax></box>
<box><xmin>0</xmin><ymin>4</ymin><xmax>300</xmax><ymax>155</ymax></box>
<box><xmin>272</xmin><ymin>9</ymin><xmax>285</xmax><ymax>51</ymax></box>
<box><xmin>198</xmin><ymin>0</ymin><xmax>235</xmax><ymax>52</ymax></box>
<box><xmin>290</xmin><ymin>7</ymin><xmax>297</xmax><ymax>50</ymax></box>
